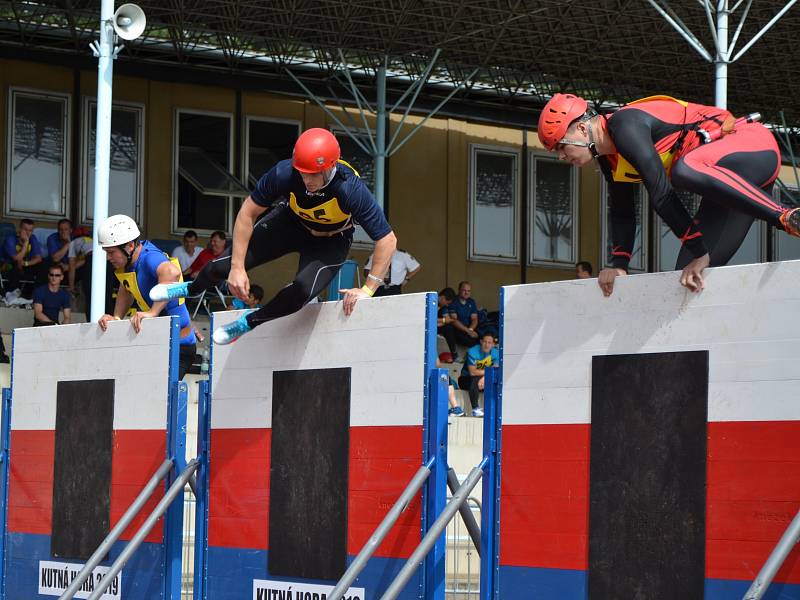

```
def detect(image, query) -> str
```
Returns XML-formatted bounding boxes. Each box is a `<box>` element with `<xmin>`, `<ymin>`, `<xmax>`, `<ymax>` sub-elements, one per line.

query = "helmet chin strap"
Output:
<box><xmin>118</xmin><ymin>241</ymin><xmax>137</xmax><ymax>269</ymax></box>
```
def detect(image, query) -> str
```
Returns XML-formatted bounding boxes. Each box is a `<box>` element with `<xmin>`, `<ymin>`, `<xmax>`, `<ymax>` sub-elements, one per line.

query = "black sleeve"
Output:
<box><xmin>607</xmin><ymin>110</ymin><xmax>708</xmax><ymax>258</ymax></box>
<box><xmin>599</xmin><ymin>158</ymin><xmax>637</xmax><ymax>271</ymax></box>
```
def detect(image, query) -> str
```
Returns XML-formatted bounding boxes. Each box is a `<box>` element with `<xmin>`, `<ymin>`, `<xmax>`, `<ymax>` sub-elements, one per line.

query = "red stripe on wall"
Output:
<box><xmin>7</xmin><ymin>430</ymin><xmax>54</xmax><ymax>535</ymax></box>
<box><xmin>8</xmin><ymin>429</ymin><xmax>168</xmax><ymax>543</ymax></box>
<box><xmin>208</xmin><ymin>428</ymin><xmax>271</xmax><ymax>549</ymax></box>
<box><xmin>499</xmin><ymin>424</ymin><xmax>590</xmax><ymax>570</ymax></box>
<box><xmin>112</xmin><ymin>430</ymin><xmax>167</xmax><ymax>543</ymax></box>
<box><xmin>707</xmin><ymin>421</ymin><xmax>800</xmax><ymax>583</ymax></box>
<box><xmin>208</xmin><ymin>426</ymin><xmax>423</xmax><ymax>558</ymax></box>
<box><xmin>499</xmin><ymin>421</ymin><xmax>800</xmax><ymax>584</ymax></box>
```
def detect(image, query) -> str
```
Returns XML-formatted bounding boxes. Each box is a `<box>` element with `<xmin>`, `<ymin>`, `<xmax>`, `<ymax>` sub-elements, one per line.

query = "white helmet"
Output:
<box><xmin>98</xmin><ymin>214</ymin><xmax>140</xmax><ymax>248</ymax></box>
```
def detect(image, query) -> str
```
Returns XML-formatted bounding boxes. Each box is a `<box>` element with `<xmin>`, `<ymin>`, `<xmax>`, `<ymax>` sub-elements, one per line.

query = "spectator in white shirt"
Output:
<box><xmin>172</xmin><ymin>230</ymin><xmax>203</xmax><ymax>277</ymax></box>
<box><xmin>364</xmin><ymin>248</ymin><xmax>421</xmax><ymax>297</ymax></box>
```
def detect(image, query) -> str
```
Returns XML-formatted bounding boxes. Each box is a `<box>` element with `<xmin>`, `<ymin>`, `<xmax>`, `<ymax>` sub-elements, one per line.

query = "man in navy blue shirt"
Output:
<box><xmin>152</xmin><ymin>128</ymin><xmax>397</xmax><ymax>344</ymax></box>
<box><xmin>2</xmin><ymin>219</ymin><xmax>45</xmax><ymax>297</ymax></box>
<box><xmin>32</xmin><ymin>264</ymin><xmax>71</xmax><ymax>326</ymax></box>
<box><xmin>448</xmin><ymin>281</ymin><xmax>480</xmax><ymax>348</ymax></box>
<box><xmin>47</xmin><ymin>218</ymin><xmax>73</xmax><ymax>269</ymax></box>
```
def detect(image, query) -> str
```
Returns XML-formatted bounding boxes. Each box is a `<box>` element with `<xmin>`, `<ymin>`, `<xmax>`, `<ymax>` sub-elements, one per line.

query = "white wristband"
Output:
<box><xmin>367</xmin><ymin>273</ymin><xmax>385</xmax><ymax>285</ymax></box>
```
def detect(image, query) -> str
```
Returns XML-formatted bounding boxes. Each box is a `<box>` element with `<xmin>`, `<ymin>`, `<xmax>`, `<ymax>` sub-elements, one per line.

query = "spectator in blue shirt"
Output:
<box><xmin>231</xmin><ymin>284</ymin><xmax>264</xmax><ymax>310</ymax></box>
<box><xmin>2</xmin><ymin>219</ymin><xmax>45</xmax><ymax>298</ymax></box>
<box><xmin>448</xmin><ymin>281</ymin><xmax>480</xmax><ymax>349</ymax></box>
<box><xmin>436</xmin><ymin>287</ymin><xmax>458</xmax><ymax>361</ymax></box>
<box><xmin>457</xmin><ymin>331</ymin><xmax>499</xmax><ymax>417</ymax></box>
<box><xmin>32</xmin><ymin>264</ymin><xmax>71</xmax><ymax>326</ymax></box>
<box><xmin>47</xmin><ymin>218</ymin><xmax>73</xmax><ymax>269</ymax></box>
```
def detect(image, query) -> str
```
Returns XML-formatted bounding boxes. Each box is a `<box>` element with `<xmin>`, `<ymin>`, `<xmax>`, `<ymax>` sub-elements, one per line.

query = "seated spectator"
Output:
<box><xmin>67</xmin><ymin>228</ymin><xmax>116</xmax><ymax>317</ymax></box>
<box><xmin>457</xmin><ymin>331</ymin><xmax>499</xmax><ymax>418</ymax></box>
<box><xmin>576</xmin><ymin>261</ymin><xmax>593</xmax><ymax>279</ymax></box>
<box><xmin>436</xmin><ymin>358</ymin><xmax>464</xmax><ymax>417</ymax></box>
<box><xmin>436</xmin><ymin>287</ymin><xmax>458</xmax><ymax>361</ymax></box>
<box><xmin>364</xmin><ymin>248</ymin><xmax>421</xmax><ymax>296</ymax></box>
<box><xmin>448</xmin><ymin>281</ymin><xmax>480</xmax><ymax>349</ymax></box>
<box><xmin>47</xmin><ymin>218</ymin><xmax>73</xmax><ymax>269</ymax></box>
<box><xmin>188</xmin><ymin>231</ymin><xmax>226</xmax><ymax>279</ymax></box>
<box><xmin>172</xmin><ymin>230</ymin><xmax>203</xmax><ymax>277</ymax></box>
<box><xmin>32</xmin><ymin>264</ymin><xmax>71</xmax><ymax>326</ymax></box>
<box><xmin>2</xmin><ymin>219</ymin><xmax>45</xmax><ymax>298</ymax></box>
<box><xmin>231</xmin><ymin>284</ymin><xmax>264</xmax><ymax>310</ymax></box>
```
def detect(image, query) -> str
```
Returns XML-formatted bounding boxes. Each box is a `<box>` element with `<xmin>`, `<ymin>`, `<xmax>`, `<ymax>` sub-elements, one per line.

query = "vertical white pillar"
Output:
<box><xmin>90</xmin><ymin>0</ymin><xmax>116</xmax><ymax>322</ymax></box>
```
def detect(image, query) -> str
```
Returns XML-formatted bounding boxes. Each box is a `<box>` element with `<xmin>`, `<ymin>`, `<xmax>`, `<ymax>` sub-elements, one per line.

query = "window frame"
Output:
<box><xmin>527</xmin><ymin>152</ymin><xmax>579</xmax><ymax>267</ymax></box>
<box><xmin>80</xmin><ymin>96</ymin><xmax>145</xmax><ymax>225</ymax></box>
<box><xmin>243</xmin><ymin>115</ymin><xmax>301</xmax><ymax>189</ymax></box>
<box><xmin>5</xmin><ymin>86</ymin><xmax>72</xmax><ymax>220</ymax></box>
<box><xmin>172</xmin><ymin>107</ymin><xmax>235</xmax><ymax>236</ymax></box>
<box><xmin>599</xmin><ymin>177</ymin><xmax>649</xmax><ymax>273</ymax></box>
<box><xmin>467</xmin><ymin>143</ymin><xmax>521</xmax><ymax>264</ymax></box>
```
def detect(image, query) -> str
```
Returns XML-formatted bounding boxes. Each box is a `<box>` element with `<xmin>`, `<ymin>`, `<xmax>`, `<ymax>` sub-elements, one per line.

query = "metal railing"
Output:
<box><xmin>445</xmin><ymin>496</ymin><xmax>481</xmax><ymax>599</ymax></box>
<box><xmin>178</xmin><ymin>487</ymin><xmax>482</xmax><ymax>600</ymax></box>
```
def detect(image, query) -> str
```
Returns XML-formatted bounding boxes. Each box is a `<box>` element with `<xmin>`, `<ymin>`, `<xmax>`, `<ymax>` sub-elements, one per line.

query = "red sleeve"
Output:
<box><xmin>189</xmin><ymin>249</ymin><xmax>212</xmax><ymax>276</ymax></box>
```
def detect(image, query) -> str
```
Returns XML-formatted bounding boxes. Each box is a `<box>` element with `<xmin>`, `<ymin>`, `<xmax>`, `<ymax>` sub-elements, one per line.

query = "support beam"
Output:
<box><xmin>89</xmin><ymin>0</ymin><xmax>115</xmax><ymax>322</ymax></box>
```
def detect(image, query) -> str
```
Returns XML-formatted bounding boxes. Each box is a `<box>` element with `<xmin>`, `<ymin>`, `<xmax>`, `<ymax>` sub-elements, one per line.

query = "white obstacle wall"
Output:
<box><xmin>12</xmin><ymin>318</ymin><xmax>174</xmax><ymax>430</ymax></box>
<box><xmin>211</xmin><ymin>293</ymin><xmax>429</xmax><ymax>428</ymax></box>
<box><xmin>502</xmin><ymin>260</ymin><xmax>800</xmax><ymax>424</ymax></box>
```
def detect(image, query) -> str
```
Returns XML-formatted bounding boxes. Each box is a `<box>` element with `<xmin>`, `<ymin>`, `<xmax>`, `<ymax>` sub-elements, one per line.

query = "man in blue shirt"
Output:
<box><xmin>2</xmin><ymin>219</ymin><xmax>45</xmax><ymax>298</ymax></box>
<box><xmin>151</xmin><ymin>128</ymin><xmax>397</xmax><ymax>344</ymax></box>
<box><xmin>457</xmin><ymin>330</ymin><xmax>500</xmax><ymax>418</ymax></box>
<box><xmin>97</xmin><ymin>215</ymin><xmax>197</xmax><ymax>379</ymax></box>
<box><xmin>32</xmin><ymin>264</ymin><xmax>71</xmax><ymax>326</ymax></box>
<box><xmin>448</xmin><ymin>281</ymin><xmax>480</xmax><ymax>349</ymax></box>
<box><xmin>47</xmin><ymin>218</ymin><xmax>73</xmax><ymax>269</ymax></box>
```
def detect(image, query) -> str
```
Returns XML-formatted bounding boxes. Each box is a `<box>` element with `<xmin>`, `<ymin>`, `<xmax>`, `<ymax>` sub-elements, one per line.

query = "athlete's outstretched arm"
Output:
<box><xmin>228</xmin><ymin>196</ymin><xmax>262</xmax><ymax>301</ymax></box>
<box><xmin>340</xmin><ymin>230</ymin><xmax>397</xmax><ymax>316</ymax></box>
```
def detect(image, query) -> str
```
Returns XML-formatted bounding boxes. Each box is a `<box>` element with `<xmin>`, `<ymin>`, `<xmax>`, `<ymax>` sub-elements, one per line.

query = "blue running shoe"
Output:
<box><xmin>448</xmin><ymin>406</ymin><xmax>465</xmax><ymax>417</ymax></box>
<box><xmin>150</xmin><ymin>281</ymin><xmax>190</xmax><ymax>302</ymax></box>
<box><xmin>213</xmin><ymin>310</ymin><xmax>254</xmax><ymax>345</ymax></box>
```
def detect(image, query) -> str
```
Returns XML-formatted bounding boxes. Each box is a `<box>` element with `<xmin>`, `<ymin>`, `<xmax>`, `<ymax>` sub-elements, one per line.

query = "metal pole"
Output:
<box><xmin>715</xmin><ymin>0</ymin><xmax>729</xmax><ymax>108</ymax></box>
<box><xmin>742</xmin><ymin>507</ymin><xmax>800</xmax><ymax>599</ymax></box>
<box><xmin>85</xmin><ymin>459</ymin><xmax>200</xmax><ymax>600</ymax></box>
<box><xmin>89</xmin><ymin>0</ymin><xmax>115</xmax><ymax>323</ymax></box>
<box><xmin>446</xmin><ymin>467</ymin><xmax>481</xmax><ymax>556</ymax></box>
<box><xmin>59</xmin><ymin>458</ymin><xmax>174</xmax><ymax>600</ymax></box>
<box><xmin>327</xmin><ymin>460</ymin><xmax>433</xmax><ymax>600</ymax></box>
<box><xmin>379</xmin><ymin>462</ymin><xmax>486</xmax><ymax>600</ymax></box>
<box><xmin>374</xmin><ymin>63</ymin><xmax>387</xmax><ymax>208</ymax></box>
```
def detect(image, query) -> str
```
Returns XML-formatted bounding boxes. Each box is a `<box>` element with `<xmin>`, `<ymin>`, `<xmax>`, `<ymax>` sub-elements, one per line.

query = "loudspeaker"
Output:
<box><xmin>112</xmin><ymin>3</ymin><xmax>146</xmax><ymax>41</ymax></box>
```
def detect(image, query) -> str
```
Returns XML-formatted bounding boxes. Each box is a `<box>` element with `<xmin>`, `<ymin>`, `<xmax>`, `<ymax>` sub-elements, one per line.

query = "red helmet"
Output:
<box><xmin>292</xmin><ymin>128</ymin><xmax>341</xmax><ymax>173</ymax></box>
<box><xmin>537</xmin><ymin>93</ymin><xmax>589</xmax><ymax>151</ymax></box>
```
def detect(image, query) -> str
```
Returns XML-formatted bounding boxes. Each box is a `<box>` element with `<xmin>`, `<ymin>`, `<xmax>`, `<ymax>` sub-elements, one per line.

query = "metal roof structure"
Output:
<box><xmin>1</xmin><ymin>1</ymin><xmax>798</xmax><ymax>136</ymax></box>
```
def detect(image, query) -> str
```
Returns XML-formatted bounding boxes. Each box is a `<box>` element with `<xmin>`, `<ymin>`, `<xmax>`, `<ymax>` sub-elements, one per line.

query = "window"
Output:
<box><xmin>245</xmin><ymin>117</ymin><xmax>300</xmax><ymax>188</ymax></box>
<box><xmin>656</xmin><ymin>190</ymin><xmax>765</xmax><ymax>270</ymax></box>
<box><xmin>529</xmin><ymin>155</ymin><xmax>577</xmax><ymax>265</ymax></box>
<box><xmin>82</xmin><ymin>99</ymin><xmax>144</xmax><ymax>223</ymax></box>
<box><xmin>600</xmin><ymin>180</ymin><xmax>648</xmax><ymax>272</ymax></box>
<box><xmin>469</xmin><ymin>145</ymin><xmax>519</xmax><ymax>261</ymax></box>
<box><xmin>5</xmin><ymin>88</ymin><xmax>70</xmax><ymax>218</ymax></box>
<box><xmin>773</xmin><ymin>184</ymin><xmax>800</xmax><ymax>261</ymax></box>
<box><xmin>173</xmin><ymin>110</ymin><xmax>237</xmax><ymax>234</ymax></box>
<box><xmin>335</xmin><ymin>130</ymin><xmax>378</xmax><ymax>244</ymax></box>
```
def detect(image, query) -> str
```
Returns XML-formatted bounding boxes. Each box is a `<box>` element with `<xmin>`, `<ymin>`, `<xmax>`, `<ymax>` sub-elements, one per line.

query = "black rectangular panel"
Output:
<box><xmin>51</xmin><ymin>379</ymin><xmax>115</xmax><ymax>559</ymax></box>
<box><xmin>589</xmin><ymin>351</ymin><xmax>708</xmax><ymax>600</ymax></box>
<box><xmin>269</xmin><ymin>368</ymin><xmax>351</xmax><ymax>580</ymax></box>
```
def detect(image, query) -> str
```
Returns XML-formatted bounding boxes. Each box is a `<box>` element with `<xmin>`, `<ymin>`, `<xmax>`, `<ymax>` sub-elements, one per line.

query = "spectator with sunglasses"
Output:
<box><xmin>32</xmin><ymin>264</ymin><xmax>71</xmax><ymax>326</ymax></box>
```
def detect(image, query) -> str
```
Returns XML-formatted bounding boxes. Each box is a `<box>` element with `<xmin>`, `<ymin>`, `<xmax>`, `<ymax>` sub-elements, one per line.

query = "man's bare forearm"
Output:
<box><xmin>364</xmin><ymin>232</ymin><xmax>396</xmax><ymax>291</ymax></box>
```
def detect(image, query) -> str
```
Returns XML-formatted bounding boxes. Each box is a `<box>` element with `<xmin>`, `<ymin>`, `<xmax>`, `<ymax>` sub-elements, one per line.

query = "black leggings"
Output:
<box><xmin>190</xmin><ymin>203</ymin><xmax>352</xmax><ymax>328</ymax></box>
<box><xmin>670</xmin><ymin>123</ymin><xmax>782</xmax><ymax>268</ymax></box>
